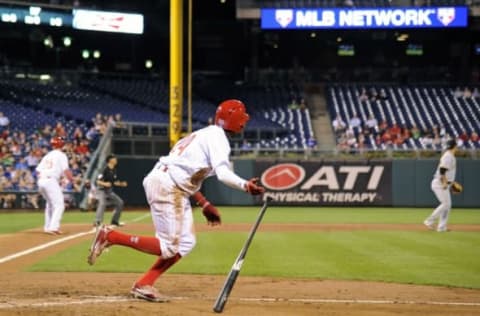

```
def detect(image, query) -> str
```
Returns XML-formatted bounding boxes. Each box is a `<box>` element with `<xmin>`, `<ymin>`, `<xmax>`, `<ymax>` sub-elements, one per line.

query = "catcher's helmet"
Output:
<box><xmin>50</xmin><ymin>136</ymin><xmax>65</xmax><ymax>149</ymax></box>
<box><xmin>214</xmin><ymin>99</ymin><xmax>250</xmax><ymax>134</ymax></box>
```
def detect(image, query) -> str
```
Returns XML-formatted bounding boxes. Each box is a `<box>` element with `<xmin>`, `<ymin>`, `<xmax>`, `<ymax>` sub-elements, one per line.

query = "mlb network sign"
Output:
<box><xmin>261</xmin><ymin>6</ymin><xmax>468</xmax><ymax>29</ymax></box>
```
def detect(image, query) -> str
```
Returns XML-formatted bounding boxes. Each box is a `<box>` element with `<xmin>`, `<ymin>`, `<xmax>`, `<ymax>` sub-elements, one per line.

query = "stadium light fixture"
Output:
<box><xmin>43</xmin><ymin>36</ymin><xmax>53</xmax><ymax>48</ymax></box>
<box><xmin>145</xmin><ymin>59</ymin><xmax>153</xmax><ymax>69</ymax></box>
<box><xmin>93</xmin><ymin>50</ymin><xmax>101</xmax><ymax>59</ymax></box>
<box><xmin>63</xmin><ymin>36</ymin><xmax>72</xmax><ymax>47</ymax></box>
<box><xmin>310</xmin><ymin>32</ymin><xmax>316</xmax><ymax>38</ymax></box>
<box><xmin>82</xmin><ymin>49</ymin><xmax>90</xmax><ymax>59</ymax></box>
<box><xmin>397</xmin><ymin>33</ymin><xmax>409</xmax><ymax>42</ymax></box>
<box><xmin>336</xmin><ymin>37</ymin><xmax>342</xmax><ymax>42</ymax></box>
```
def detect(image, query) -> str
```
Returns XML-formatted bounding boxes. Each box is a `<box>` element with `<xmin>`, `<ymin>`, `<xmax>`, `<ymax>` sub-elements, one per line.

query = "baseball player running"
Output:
<box><xmin>87</xmin><ymin>99</ymin><xmax>265</xmax><ymax>302</ymax></box>
<box><xmin>36</xmin><ymin>137</ymin><xmax>73</xmax><ymax>235</ymax></box>
<box><xmin>424</xmin><ymin>139</ymin><xmax>458</xmax><ymax>232</ymax></box>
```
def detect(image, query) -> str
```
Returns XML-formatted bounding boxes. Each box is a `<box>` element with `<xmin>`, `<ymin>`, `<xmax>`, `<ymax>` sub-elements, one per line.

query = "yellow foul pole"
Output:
<box><xmin>170</xmin><ymin>0</ymin><xmax>183</xmax><ymax>148</ymax></box>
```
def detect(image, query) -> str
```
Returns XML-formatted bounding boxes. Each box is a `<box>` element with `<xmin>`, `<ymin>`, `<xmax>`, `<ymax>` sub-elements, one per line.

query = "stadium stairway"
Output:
<box><xmin>307</xmin><ymin>85</ymin><xmax>336</xmax><ymax>150</ymax></box>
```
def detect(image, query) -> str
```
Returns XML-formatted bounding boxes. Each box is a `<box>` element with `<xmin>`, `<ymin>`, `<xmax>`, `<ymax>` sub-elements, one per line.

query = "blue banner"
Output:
<box><xmin>261</xmin><ymin>6</ymin><xmax>468</xmax><ymax>29</ymax></box>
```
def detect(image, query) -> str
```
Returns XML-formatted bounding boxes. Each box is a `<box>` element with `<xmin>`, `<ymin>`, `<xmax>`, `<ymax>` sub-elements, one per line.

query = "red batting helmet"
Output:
<box><xmin>214</xmin><ymin>99</ymin><xmax>250</xmax><ymax>134</ymax></box>
<box><xmin>50</xmin><ymin>136</ymin><xmax>65</xmax><ymax>149</ymax></box>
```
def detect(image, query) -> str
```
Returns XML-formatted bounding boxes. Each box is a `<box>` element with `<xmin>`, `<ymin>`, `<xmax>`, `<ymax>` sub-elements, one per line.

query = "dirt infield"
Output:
<box><xmin>1</xmin><ymin>223</ymin><xmax>480</xmax><ymax>316</ymax></box>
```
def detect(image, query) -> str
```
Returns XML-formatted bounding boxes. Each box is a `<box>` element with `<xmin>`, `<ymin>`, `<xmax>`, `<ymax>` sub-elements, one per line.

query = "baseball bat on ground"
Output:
<box><xmin>212</xmin><ymin>197</ymin><xmax>272</xmax><ymax>313</ymax></box>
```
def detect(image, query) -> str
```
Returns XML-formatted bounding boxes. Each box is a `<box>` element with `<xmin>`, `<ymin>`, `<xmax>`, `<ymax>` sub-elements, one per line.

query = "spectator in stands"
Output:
<box><xmin>438</xmin><ymin>124</ymin><xmax>446</xmax><ymax>138</ymax></box>
<box><xmin>288</xmin><ymin>98</ymin><xmax>299</xmax><ymax>110</ymax></box>
<box><xmin>0</xmin><ymin>112</ymin><xmax>9</xmax><ymax>128</ymax></box>
<box><xmin>15</xmin><ymin>157</ymin><xmax>28</xmax><ymax>171</ymax></box>
<box><xmin>72</xmin><ymin>127</ymin><xmax>84</xmax><ymax>141</ymax></box>
<box><xmin>357</xmin><ymin>133</ymin><xmax>366</xmax><ymax>152</ymax></box>
<box><xmin>453</xmin><ymin>87</ymin><xmax>463</xmax><ymax>98</ymax></box>
<box><xmin>241</xmin><ymin>139</ymin><xmax>252</xmax><ymax>150</ymax></box>
<box><xmin>54</xmin><ymin>122</ymin><xmax>67</xmax><ymax>138</ymax></box>
<box><xmin>332</xmin><ymin>115</ymin><xmax>347</xmax><ymax>137</ymax></box>
<box><xmin>388</xmin><ymin>123</ymin><xmax>401</xmax><ymax>141</ymax></box>
<box><xmin>420</xmin><ymin>128</ymin><xmax>433</xmax><ymax>147</ymax></box>
<box><xmin>1</xmin><ymin>128</ymin><xmax>9</xmax><ymax>140</ymax></box>
<box><xmin>0</xmin><ymin>145</ymin><xmax>13</xmax><ymax>166</ymax></box>
<box><xmin>471</xmin><ymin>131</ymin><xmax>479</xmax><ymax>143</ymax></box>
<box><xmin>73</xmin><ymin>139</ymin><xmax>90</xmax><ymax>155</ymax></box>
<box><xmin>411</xmin><ymin>124</ymin><xmax>421</xmax><ymax>140</ymax></box>
<box><xmin>365</xmin><ymin>115</ymin><xmax>378</xmax><ymax>134</ymax></box>
<box><xmin>86</xmin><ymin>126</ymin><xmax>100</xmax><ymax>150</ymax></box>
<box><xmin>472</xmin><ymin>88</ymin><xmax>480</xmax><ymax>99</ymax></box>
<box><xmin>307</xmin><ymin>136</ymin><xmax>317</xmax><ymax>149</ymax></box>
<box><xmin>349</xmin><ymin>114</ymin><xmax>362</xmax><ymax>131</ymax></box>
<box><xmin>463</xmin><ymin>87</ymin><xmax>472</xmax><ymax>99</ymax></box>
<box><xmin>401</xmin><ymin>125</ymin><xmax>411</xmax><ymax>140</ymax></box>
<box><xmin>432</xmin><ymin>130</ymin><xmax>441</xmax><ymax>148</ymax></box>
<box><xmin>369</xmin><ymin>88</ymin><xmax>379</xmax><ymax>102</ymax></box>
<box><xmin>337</xmin><ymin>133</ymin><xmax>349</xmax><ymax>152</ymax></box>
<box><xmin>299</xmin><ymin>98</ymin><xmax>307</xmax><ymax>110</ymax></box>
<box><xmin>378</xmin><ymin>88</ymin><xmax>388</xmax><ymax>101</ymax></box>
<box><xmin>10</xmin><ymin>141</ymin><xmax>22</xmax><ymax>159</ymax></box>
<box><xmin>381</xmin><ymin>130</ymin><xmax>393</xmax><ymax>146</ymax></box>
<box><xmin>0</xmin><ymin>192</ymin><xmax>15</xmax><ymax>208</ymax></box>
<box><xmin>346</xmin><ymin>128</ymin><xmax>357</xmax><ymax>149</ymax></box>
<box><xmin>378</xmin><ymin>120</ymin><xmax>388</xmax><ymax>136</ymax></box>
<box><xmin>114</xmin><ymin>113</ymin><xmax>125</xmax><ymax>128</ymax></box>
<box><xmin>358</xmin><ymin>88</ymin><xmax>369</xmax><ymax>102</ymax></box>
<box><xmin>41</xmin><ymin>124</ymin><xmax>53</xmax><ymax>139</ymax></box>
<box><xmin>459</xmin><ymin>130</ymin><xmax>469</xmax><ymax>143</ymax></box>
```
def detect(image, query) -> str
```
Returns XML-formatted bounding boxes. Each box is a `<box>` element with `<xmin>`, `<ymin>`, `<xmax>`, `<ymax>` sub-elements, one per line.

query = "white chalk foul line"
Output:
<box><xmin>0</xmin><ymin>296</ymin><xmax>134</xmax><ymax>309</ymax></box>
<box><xmin>238</xmin><ymin>297</ymin><xmax>480</xmax><ymax>306</ymax></box>
<box><xmin>0</xmin><ymin>213</ymin><xmax>149</xmax><ymax>265</ymax></box>
<box><xmin>130</xmin><ymin>213</ymin><xmax>151</xmax><ymax>223</ymax></box>
<box><xmin>0</xmin><ymin>229</ymin><xmax>96</xmax><ymax>264</ymax></box>
<box><xmin>1</xmin><ymin>295</ymin><xmax>480</xmax><ymax>310</ymax></box>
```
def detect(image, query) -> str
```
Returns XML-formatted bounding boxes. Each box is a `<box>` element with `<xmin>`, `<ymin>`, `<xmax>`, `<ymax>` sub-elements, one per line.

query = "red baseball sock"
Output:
<box><xmin>107</xmin><ymin>230</ymin><xmax>161</xmax><ymax>255</ymax></box>
<box><xmin>136</xmin><ymin>253</ymin><xmax>182</xmax><ymax>286</ymax></box>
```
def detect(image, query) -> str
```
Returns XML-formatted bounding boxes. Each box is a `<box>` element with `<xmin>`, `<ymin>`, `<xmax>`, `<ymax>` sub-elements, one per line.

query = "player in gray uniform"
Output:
<box><xmin>424</xmin><ymin>139</ymin><xmax>458</xmax><ymax>232</ymax></box>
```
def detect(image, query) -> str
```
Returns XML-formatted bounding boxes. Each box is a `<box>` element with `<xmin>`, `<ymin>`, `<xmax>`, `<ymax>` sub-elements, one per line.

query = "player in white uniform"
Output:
<box><xmin>87</xmin><ymin>99</ymin><xmax>265</xmax><ymax>302</ymax></box>
<box><xmin>424</xmin><ymin>139</ymin><xmax>458</xmax><ymax>232</ymax></box>
<box><xmin>36</xmin><ymin>137</ymin><xmax>73</xmax><ymax>235</ymax></box>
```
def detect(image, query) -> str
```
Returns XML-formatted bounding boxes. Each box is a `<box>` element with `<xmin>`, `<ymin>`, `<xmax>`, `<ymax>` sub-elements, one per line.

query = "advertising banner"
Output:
<box><xmin>261</xmin><ymin>6</ymin><xmax>468</xmax><ymax>29</ymax></box>
<box><xmin>256</xmin><ymin>161</ymin><xmax>392</xmax><ymax>206</ymax></box>
<box><xmin>73</xmin><ymin>9</ymin><xmax>144</xmax><ymax>34</ymax></box>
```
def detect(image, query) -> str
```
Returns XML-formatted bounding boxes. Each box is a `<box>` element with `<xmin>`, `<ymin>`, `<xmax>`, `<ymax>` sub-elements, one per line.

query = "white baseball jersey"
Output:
<box><xmin>36</xmin><ymin>149</ymin><xmax>69</xmax><ymax>182</ymax></box>
<box><xmin>157</xmin><ymin>125</ymin><xmax>246</xmax><ymax>194</ymax></box>
<box><xmin>434</xmin><ymin>150</ymin><xmax>456</xmax><ymax>182</ymax></box>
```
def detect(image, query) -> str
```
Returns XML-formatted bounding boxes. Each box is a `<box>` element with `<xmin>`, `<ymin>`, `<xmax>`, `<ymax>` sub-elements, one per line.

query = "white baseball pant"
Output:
<box><xmin>37</xmin><ymin>178</ymin><xmax>65</xmax><ymax>232</ymax></box>
<box><xmin>142</xmin><ymin>167</ymin><xmax>196</xmax><ymax>259</ymax></box>
<box><xmin>425</xmin><ymin>178</ymin><xmax>452</xmax><ymax>232</ymax></box>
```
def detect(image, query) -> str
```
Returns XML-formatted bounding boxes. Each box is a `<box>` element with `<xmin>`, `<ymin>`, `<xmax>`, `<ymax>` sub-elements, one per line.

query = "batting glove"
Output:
<box><xmin>244</xmin><ymin>177</ymin><xmax>265</xmax><ymax>195</ymax></box>
<box><xmin>192</xmin><ymin>192</ymin><xmax>221</xmax><ymax>226</ymax></box>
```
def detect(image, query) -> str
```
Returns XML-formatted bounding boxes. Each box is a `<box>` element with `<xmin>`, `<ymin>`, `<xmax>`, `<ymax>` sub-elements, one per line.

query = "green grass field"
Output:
<box><xmin>2</xmin><ymin>207</ymin><xmax>480</xmax><ymax>289</ymax></box>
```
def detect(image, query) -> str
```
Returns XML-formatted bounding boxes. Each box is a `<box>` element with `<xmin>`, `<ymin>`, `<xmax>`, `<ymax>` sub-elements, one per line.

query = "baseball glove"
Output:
<box><xmin>451</xmin><ymin>181</ymin><xmax>463</xmax><ymax>194</ymax></box>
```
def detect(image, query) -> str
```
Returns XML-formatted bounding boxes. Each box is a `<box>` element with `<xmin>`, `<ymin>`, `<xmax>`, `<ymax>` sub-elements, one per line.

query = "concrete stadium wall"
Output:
<box><xmin>117</xmin><ymin>158</ymin><xmax>480</xmax><ymax>208</ymax></box>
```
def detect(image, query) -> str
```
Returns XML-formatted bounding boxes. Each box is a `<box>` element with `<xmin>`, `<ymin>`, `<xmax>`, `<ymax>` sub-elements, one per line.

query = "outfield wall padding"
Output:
<box><xmin>117</xmin><ymin>158</ymin><xmax>479</xmax><ymax>207</ymax></box>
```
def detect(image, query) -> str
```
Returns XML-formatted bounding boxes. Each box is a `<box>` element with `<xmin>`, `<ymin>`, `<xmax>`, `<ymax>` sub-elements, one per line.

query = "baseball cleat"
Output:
<box><xmin>87</xmin><ymin>224</ymin><xmax>112</xmax><ymax>265</ymax></box>
<box><xmin>45</xmin><ymin>230</ymin><xmax>63</xmax><ymax>235</ymax></box>
<box><xmin>130</xmin><ymin>284</ymin><xmax>169</xmax><ymax>303</ymax></box>
<box><xmin>423</xmin><ymin>220</ymin><xmax>435</xmax><ymax>230</ymax></box>
<box><xmin>109</xmin><ymin>221</ymin><xmax>125</xmax><ymax>228</ymax></box>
